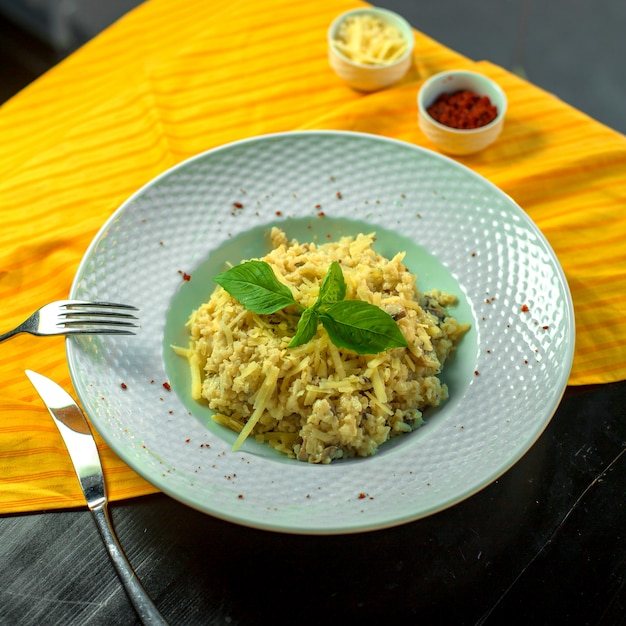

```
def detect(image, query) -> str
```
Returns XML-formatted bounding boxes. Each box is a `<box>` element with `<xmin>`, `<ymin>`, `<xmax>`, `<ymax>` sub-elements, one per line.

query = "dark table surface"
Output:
<box><xmin>1</xmin><ymin>379</ymin><xmax>625</xmax><ymax>625</ymax></box>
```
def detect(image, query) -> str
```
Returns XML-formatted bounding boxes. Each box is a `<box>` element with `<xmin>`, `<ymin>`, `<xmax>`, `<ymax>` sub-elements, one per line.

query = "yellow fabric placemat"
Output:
<box><xmin>0</xmin><ymin>0</ymin><xmax>625</xmax><ymax>513</ymax></box>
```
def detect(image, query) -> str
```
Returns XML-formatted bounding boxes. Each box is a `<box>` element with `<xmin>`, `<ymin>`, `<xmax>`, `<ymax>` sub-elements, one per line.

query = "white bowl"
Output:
<box><xmin>417</xmin><ymin>70</ymin><xmax>507</xmax><ymax>155</ymax></box>
<box><xmin>328</xmin><ymin>8</ymin><xmax>414</xmax><ymax>92</ymax></box>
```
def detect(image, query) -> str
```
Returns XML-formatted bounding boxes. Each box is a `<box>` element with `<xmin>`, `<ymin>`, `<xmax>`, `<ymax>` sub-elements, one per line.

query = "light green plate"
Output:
<box><xmin>67</xmin><ymin>131</ymin><xmax>574</xmax><ymax>534</ymax></box>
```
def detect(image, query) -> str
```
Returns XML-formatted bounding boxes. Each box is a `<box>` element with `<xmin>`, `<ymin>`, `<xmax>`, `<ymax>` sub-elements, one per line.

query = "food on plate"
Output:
<box><xmin>332</xmin><ymin>13</ymin><xmax>408</xmax><ymax>66</ymax></box>
<box><xmin>175</xmin><ymin>228</ymin><xmax>468</xmax><ymax>464</ymax></box>
<box><xmin>426</xmin><ymin>90</ymin><xmax>498</xmax><ymax>129</ymax></box>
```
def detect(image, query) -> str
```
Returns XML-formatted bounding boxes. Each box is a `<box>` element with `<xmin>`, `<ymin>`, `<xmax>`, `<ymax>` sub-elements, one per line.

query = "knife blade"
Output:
<box><xmin>25</xmin><ymin>370</ymin><xmax>168</xmax><ymax>626</ymax></box>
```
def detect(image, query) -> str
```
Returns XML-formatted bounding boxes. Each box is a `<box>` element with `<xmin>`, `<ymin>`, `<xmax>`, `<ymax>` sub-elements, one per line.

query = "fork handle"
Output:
<box><xmin>91</xmin><ymin>503</ymin><xmax>168</xmax><ymax>625</ymax></box>
<box><xmin>0</xmin><ymin>328</ymin><xmax>22</xmax><ymax>343</ymax></box>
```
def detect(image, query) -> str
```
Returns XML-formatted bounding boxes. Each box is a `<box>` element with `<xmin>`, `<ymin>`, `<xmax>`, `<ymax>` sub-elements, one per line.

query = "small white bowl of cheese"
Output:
<box><xmin>328</xmin><ymin>8</ymin><xmax>414</xmax><ymax>92</ymax></box>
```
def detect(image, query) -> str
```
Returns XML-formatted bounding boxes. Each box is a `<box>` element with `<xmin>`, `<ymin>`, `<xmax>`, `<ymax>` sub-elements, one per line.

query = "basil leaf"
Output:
<box><xmin>319</xmin><ymin>300</ymin><xmax>408</xmax><ymax>354</ymax></box>
<box><xmin>288</xmin><ymin>307</ymin><xmax>319</xmax><ymax>348</ymax></box>
<box><xmin>315</xmin><ymin>261</ymin><xmax>346</xmax><ymax>312</ymax></box>
<box><xmin>214</xmin><ymin>258</ymin><xmax>408</xmax><ymax>355</ymax></box>
<box><xmin>214</xmin><ymin>260</ymin><xmax>298</xmax><ymax>314</ymax></box>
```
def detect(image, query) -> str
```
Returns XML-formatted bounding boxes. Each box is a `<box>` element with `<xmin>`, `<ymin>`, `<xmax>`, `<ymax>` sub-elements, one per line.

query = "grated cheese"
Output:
<box><xmin>178</xmin><ymin>228</ymin><xmax>469</xmax><ymax>464</ymax></box>
<box><xmin>333</xmin><ymin>14</ymin><xmax>408</xmax><ymax>66</ymax></box>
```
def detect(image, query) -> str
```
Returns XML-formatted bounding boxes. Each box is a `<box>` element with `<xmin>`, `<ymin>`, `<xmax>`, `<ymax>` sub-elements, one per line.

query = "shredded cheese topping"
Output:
<box><xmin>178</xmin><ymin>229</ymin><xmax>468</xmax><ymax>464</ymax></box>
<box><xmin>333</xmin><ymin>14</ymin><xmax>408</xmax><ymax>66</ymax></box>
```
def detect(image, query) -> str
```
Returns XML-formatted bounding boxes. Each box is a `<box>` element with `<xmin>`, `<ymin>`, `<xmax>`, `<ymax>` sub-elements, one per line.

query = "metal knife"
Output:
<box><xmin>25</xmin><ymin>370</ymin><xmax>168</xmax><ymax>626</ymax></box>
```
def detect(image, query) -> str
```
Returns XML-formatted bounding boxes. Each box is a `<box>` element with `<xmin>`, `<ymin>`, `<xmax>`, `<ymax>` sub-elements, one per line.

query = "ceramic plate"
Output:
<box><xmin>67</xmin><ymin>131</ymin><xmax>574</xmax><ymax>534</ymax></box>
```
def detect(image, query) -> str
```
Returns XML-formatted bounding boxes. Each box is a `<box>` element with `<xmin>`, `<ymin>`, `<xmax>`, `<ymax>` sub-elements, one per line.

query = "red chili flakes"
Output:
<box><xmin>521</xmin><ymin>304</ymin><xmax>530</xmax><ymax>312</ymax></box>
<box><xmin>178</xmin><ymin>270</ymin><xmax>191</xmax><ymax>282</ymax></box>
<box><xmin>427</xmin><ymin>90</ymin><xmax>498</xmax><ymax>129</ymax></box>
<box><xmin>233</xmin><ymin>202</ymin><xmax>244</xmax><ymax>209</ymax></box>
<box><xmin>336</xmin><ymin>192</ymin><xmax>342</xmax><ymax>199</ymax></box>
<box><xmin>474</xmin><ymin>370</ymin><xmax>480</xmax><ymax>376</ymax></box>
<box><xmin>120</xmin><ymin>382</ymin><xmax>128</xmax><ymax>389</ymax></box>
<box><xmin>542</xmin><ymin>325</ymin><xmax>549</xmax><ymax>330</ymax></box>
<box><xmin>163</xmin><ymin>382</ymin><xmax>171</xmax><ymax>391</ymax></box>
<box><xmin>317</xmin><ymin>211</ymin><xmax>325</xmax><ymax>217</ymax></box>
<box><xmin>315</xmin><ymin>204</ymin><xmax>322</xmax><ymax>209</ymax></box>
<box><xmin>238</xmin><ymin>494</ymin><xmax>244</xmax><ymax>499</ymax></box>
<box><xmin>275</xmin><ymin>210</ymin><xmax>282</xmax><ymax>216</ymax></box>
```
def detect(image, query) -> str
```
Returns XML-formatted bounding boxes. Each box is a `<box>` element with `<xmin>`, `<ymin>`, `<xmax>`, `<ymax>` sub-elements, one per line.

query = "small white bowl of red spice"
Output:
<box><xmin>417</xmin><ymin>70</ymin><xmax>507</xmax><ymax>155</ymax></box>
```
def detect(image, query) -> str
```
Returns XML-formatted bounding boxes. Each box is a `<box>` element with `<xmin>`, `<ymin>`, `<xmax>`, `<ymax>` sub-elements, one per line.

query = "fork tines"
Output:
<box><xmin>59</xmin><ymin>301</ymin><xmax>139</xmax><ymax>335</ymax></box>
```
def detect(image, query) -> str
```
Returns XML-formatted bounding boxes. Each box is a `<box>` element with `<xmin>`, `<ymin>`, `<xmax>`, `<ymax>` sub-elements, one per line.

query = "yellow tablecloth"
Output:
<box><xmin>1</xmin><ymin>0</ymin><xmax>625</xmax><ymax>514</ymax></box>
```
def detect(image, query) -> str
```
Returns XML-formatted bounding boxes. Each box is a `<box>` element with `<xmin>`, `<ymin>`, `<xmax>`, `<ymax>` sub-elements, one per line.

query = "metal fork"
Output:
<box><xmin>0</xmin><ymin>300</ymin><xmax>139</xmax><ymax>343</ymax></box>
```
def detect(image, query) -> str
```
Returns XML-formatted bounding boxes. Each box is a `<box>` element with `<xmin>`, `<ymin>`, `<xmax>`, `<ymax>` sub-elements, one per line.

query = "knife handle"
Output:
<box><xmin>91</xmin><ymin>503</ymin><xmax>168</xmax><ymax>626</ymax></box>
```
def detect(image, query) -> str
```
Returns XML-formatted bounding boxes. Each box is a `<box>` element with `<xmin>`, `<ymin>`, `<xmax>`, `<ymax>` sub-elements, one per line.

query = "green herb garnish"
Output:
<box><xmin>213</xmin><ymin>260</ymin><xmax>301</xmax><ymax>314</ymax></box>
<box><xmin>214</xmin><ymin>260</ymin><xmax>408</xmax><ymax>354</ymax></box>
